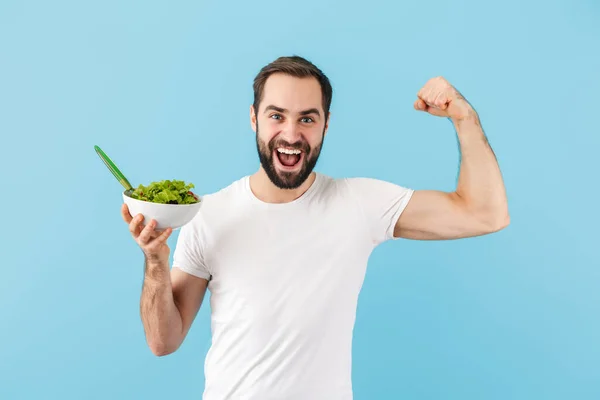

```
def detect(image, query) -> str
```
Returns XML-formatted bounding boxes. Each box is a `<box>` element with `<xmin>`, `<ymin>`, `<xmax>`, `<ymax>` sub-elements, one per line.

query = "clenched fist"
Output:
<box><xmin>414</xmin><ymin>76</ymin><xmax>475</xmax><ymax>121</ymax></box>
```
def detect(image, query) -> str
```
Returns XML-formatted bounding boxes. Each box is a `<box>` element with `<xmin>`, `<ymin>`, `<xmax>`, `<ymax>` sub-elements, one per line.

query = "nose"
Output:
<box><xmin>279</xmin><ymin>120</ymin><xmax>303</xmax><ymax>144</ymax></box>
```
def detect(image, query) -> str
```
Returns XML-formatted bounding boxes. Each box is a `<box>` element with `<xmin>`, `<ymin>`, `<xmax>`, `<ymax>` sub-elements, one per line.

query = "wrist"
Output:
<box><xmin>450</xmin><ymin>110</ymin><xmax>480</xmax><ymax>130</ymax></box>
<box><xmin>144</xmin><ymin>256</ymin><xmax>170</xmax><ymax>281</ymax></box>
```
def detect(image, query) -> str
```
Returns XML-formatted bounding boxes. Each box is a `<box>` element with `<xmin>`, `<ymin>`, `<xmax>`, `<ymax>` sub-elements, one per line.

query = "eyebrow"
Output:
<box><xmin>264</xmin><ymin>104</ymin><xmax>321</xmax><ymax>117</ymax></box>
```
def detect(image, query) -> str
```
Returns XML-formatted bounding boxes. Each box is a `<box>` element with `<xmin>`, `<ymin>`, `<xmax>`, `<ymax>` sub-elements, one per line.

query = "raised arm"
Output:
<box><xmin>394</xmin><ymin>77</ymin><xmax>510</xmax><ymax>240</ymax></box>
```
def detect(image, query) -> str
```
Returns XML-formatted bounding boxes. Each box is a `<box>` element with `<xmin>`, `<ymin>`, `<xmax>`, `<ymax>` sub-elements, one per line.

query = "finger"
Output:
<box><xmin>144</xmin><ymin>228</ymin><xmax>173</xmax><ymax>255</ymax></box>
<box><xmin>138</xmin><ymin>219</ymin><xmax>157</xmax><ymax>245</ymax></box>
<box><xmin>414</xmin><ymin>98</ymin><xmax>427</xmax><ymax>111</ymax></box>
<box><xmin>417</xmin><ymin>87</ymin><xmax>429</xmax><ymax>104</ymax></box>
<box><xmin>425</xmin><ymin>106</ymin><xmax>449</xmax><ymax>117</ymax></box>
<box><xmin>129</xmin><ymin>214</ymin><xmax>144</xmax><ymax>238</ymax></box>
<box><xmin>420</xmin><ymin>83</ymin><xmax>435</xmax><ymax>101</ymax></box>
<box><xmin>433</xmin><ymin>90</ymin><xmax>449</xmax><ymax>109</ymax></box>
<box><xmin>154</xmin><ymin>228</ymin><xmax>173</xmax><ymax>245</ymax></box>
<box><xmin>121</xmin><ymin>203</ymin><xmax>133</xmax><ymax>224</ymax></box>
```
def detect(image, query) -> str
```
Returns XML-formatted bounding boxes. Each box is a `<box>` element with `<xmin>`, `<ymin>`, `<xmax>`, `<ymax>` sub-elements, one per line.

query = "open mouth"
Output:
<box><xmin>274</xmin><ymin>147</ymin><xmax>304</xmax><ymax>170</ymax></box>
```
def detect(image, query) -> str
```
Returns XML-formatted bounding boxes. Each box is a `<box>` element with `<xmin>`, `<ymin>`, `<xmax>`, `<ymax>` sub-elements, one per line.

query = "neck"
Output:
<box><xmin>249</xmin><ymin>167</ymin><xmax>316</xmax><ymax>204</ymax></box>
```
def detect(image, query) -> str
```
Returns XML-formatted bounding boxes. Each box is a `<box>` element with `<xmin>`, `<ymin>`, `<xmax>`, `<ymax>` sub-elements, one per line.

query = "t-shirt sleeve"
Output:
<box><xmin>344</xmin><ymin>177</ymin><xmax>415</xmax><ymax>245</ymax></box>
<box><xmin>171</xmin><ymin>221</ymin><xmax>211</xmax><ymax>281</ymax></box>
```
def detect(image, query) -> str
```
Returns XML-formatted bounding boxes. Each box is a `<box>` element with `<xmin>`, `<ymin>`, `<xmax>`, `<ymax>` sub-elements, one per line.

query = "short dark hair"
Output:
<box><xmin>252</xmin><ymin>55</ymin><xmax>333</xmax><ymax>120</ymax></box>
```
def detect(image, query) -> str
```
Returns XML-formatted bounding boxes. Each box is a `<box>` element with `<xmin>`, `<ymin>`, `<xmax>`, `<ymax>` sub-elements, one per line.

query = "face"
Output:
<box><xmin>251</xmin><ymin>73</ymin><xmax>329</xmax><ymax>189</ymax></box>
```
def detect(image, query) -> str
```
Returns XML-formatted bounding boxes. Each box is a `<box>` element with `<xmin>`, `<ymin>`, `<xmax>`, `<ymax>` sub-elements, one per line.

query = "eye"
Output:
<box><xmin>301</xmin><ymin>117</ymin><xmax>314</xmax><ymax>123</ymax></box>
<box><xmin>270</xmin><ymin>113</ymin><xmax>282</xmax><ymax>120</ymax></box>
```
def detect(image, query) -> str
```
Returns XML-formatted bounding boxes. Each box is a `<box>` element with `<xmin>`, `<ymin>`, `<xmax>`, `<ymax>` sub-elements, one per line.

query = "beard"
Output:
<box><xmin>255</xmin><ymin>122</ymin><xmax>324</xmax><ymax>190</ymax></box>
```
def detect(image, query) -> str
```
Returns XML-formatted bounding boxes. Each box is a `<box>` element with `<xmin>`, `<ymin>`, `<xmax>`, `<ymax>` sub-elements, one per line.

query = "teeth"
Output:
<box><xmin>277</xmin><ymin>148</ymin><xmax>301</xmax><ymax>155</ymax></box>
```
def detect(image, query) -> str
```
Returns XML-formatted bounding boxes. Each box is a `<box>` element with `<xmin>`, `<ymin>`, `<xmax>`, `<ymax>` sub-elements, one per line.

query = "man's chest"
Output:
<box><xmin>201</xmin><ymin>209</ymin><xmax>374</xmax><ymax>323</ymax></box>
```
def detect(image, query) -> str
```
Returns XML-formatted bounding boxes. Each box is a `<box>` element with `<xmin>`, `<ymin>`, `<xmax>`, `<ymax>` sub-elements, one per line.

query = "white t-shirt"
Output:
<box><xmin>172</xmin><ymin>172</ymin><xmax>414</xmax><ymax>400</ymax></box>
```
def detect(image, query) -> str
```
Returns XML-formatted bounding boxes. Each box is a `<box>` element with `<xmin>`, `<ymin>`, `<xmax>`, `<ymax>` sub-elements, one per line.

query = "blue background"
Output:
<box><xmin>1</xmin><ymin>0</ymin><xmax>599</xmax><ymax>398</ymax></box>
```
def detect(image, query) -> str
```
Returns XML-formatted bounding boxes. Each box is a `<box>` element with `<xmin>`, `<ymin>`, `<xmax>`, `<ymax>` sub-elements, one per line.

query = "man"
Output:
<box><xmin>122</xmin><ymin>55</ymin><xmax>509</xmax><ymax>399</ymax></box>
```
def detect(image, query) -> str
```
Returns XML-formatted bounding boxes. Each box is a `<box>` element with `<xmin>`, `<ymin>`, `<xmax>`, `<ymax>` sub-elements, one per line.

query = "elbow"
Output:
<box><xmin>148</xmin><ymin>339</ymin><xmax>179</xmax><ymax>357</ymax></box>
<box><xmin>150</xmin><ymin>345</ymin><xmax>173</xmax><ymax>357</ymax></box>
<box><xmin>485</xmin><ymin>211</ymin><xmax>510</xmax><ymax>233</ymax></box>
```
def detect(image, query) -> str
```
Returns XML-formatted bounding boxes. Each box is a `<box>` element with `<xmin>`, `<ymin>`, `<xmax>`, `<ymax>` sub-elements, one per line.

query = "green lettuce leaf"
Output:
<box><xmin>129</xmin><ymin>179</ymin><xmax>199</xmax><ymax>204</ymax></box>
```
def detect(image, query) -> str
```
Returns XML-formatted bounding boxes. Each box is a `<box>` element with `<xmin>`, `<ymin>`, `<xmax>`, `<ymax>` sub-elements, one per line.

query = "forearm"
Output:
<box><xmin>140</xmin><ymin>258</ymin><xmax>184</xmax><ymax>355</ymax></box>
<box><xmin>452</xmin><ymin>114</ymin><xmax>509</xmax><ymax>227</ymax></box>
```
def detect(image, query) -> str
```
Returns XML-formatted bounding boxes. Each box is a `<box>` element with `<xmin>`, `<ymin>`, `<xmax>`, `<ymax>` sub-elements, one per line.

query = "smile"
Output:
<box><xmin>275</xmin><ymin>147</ymin><xmax>304</xmax><ymax>169</ymax></box>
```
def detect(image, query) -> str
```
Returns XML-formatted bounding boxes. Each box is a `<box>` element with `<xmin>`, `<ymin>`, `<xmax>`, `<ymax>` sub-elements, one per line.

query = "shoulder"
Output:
<box><xmin>319</xmin><ymin>174</ymin><xmax>412</xmax><ymax>198</ymax></box>
<box><xmin>321</xmin><ymin>174</ymin><xmax>415</xmax><ymax>221</ymax></box>
<box><xmin>313</xmin><ymin>173</ymin><xmax>381</xmax><ymax>193</ymax></box>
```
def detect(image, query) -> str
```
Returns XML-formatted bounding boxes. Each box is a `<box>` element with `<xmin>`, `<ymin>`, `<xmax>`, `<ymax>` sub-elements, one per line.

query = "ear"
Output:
<box><xmin>250</xmin><ymin>105</ymin><xmax>257</xmax><ymax>133</ymax></box>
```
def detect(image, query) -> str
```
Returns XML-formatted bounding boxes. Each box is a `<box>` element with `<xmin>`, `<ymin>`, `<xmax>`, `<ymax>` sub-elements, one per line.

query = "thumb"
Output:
<box><xmin>414</xmin><ymin>99</ymin><xmax>427</xmax><ymax>111</ymax></box>
<box><xmin>425</xmin><ymin>105</ymin><xmax>449</xmax><ymax>117</ymax></box>
<box><xmin>414</xmin><ymin>98</ymin><xmax>449</xmax><ymax>117</ymax></box>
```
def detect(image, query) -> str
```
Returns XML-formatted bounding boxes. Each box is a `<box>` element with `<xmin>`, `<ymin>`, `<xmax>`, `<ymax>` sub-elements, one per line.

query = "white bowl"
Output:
<box><xmin>122</xmin><ymin>190</ymin><xmax>202</xmax><ymax>231</ymax></box>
